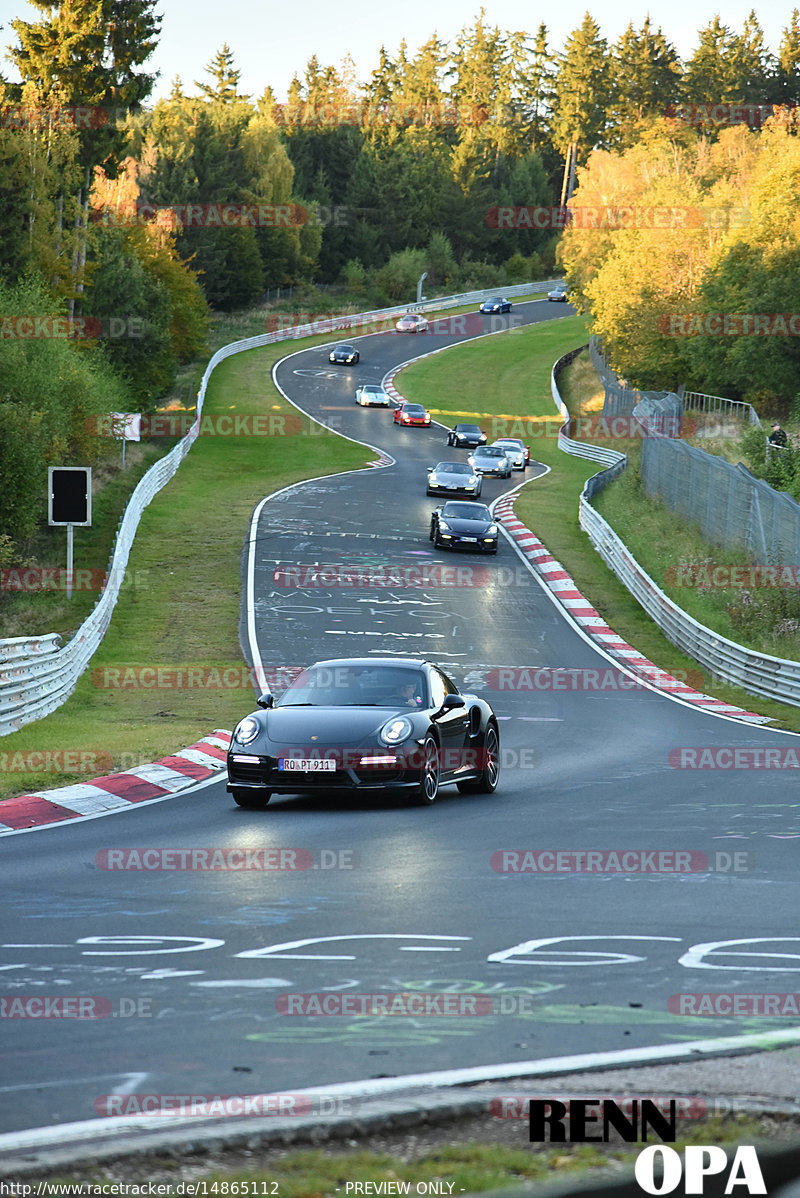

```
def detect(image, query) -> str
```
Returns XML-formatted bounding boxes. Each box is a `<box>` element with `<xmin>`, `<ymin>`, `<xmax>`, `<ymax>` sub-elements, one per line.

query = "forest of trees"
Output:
<box><xmin>1</xmin><ymin>0</ymin><xmax>799</xmax><ymax>557</ymax></box>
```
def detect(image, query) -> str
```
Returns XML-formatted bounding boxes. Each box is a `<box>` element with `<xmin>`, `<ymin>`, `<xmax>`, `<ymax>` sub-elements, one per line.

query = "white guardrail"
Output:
<box><xmin>551</xmin><ymin>347</ymin><xmax>800</xmax><ymax>709</ymax></box>
<box><xmin>0</xmin><ymin>279</ymin><xmax>558</xmax><ymax>736</ymax></box>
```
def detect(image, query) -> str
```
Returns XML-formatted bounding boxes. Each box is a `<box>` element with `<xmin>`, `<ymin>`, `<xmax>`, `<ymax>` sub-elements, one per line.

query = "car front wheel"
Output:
<box><xmin>412</xmin><ymin>736</ymin><xmax>440</xmax><ymax>804</ymax></box>
<box><xmin>231</xmin><ymin>788</ymin><xmax>271</xmax><ymax>809</ymax></box>
<box><xmin>457</xmin><ymin>724</ymin><xmax>499</xmax><ymax>794</ymax></box>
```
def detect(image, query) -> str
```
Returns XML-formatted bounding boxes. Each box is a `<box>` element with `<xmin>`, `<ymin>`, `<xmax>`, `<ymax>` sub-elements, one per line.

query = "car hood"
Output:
<box><xmin>255</xmin><ymin>705</ymin><xmax>409</xmax><ymax>746</ymax></box>
<box><xmin>442</xmin><ymin>516</ymin><xmax>492</xmax><ymax>533</ymax></box>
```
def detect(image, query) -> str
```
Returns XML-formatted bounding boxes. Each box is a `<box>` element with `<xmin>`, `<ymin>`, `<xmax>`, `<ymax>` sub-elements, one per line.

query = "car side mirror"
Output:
<box><xmin>257</xmin><ymin>693</ymin><xmax>274</xmax><ymax>709</ymax></box>
<box><xmin>434</xmin><ymin>694</ymin><xmax>466</xmax><ymax>718</ymax></box>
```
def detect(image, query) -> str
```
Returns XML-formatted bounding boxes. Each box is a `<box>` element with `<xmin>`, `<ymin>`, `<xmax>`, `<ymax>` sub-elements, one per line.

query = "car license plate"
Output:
<box><xmin>461</xmin><ymin>536</ymin><xmax>477</xmax><ymax>542</ymax></box>
<box><xmin>279</xmin><ymin>758</ymin><xmax>336</xmax><ymax>772</ymax></box>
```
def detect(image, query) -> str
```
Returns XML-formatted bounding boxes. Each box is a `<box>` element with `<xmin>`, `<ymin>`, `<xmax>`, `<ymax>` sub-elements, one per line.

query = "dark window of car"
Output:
<box><xmin>277</xmin><ymin>664</ymin><xmax>427</xmax><ymax>707</ymax></box>
<box><xmin>442</xmin><ymin>502</ymin><xmax>490</xmax><ymax>519</ymax></box>
<box><xmin>404</xmin><ymin>405</ymin><xmax>425</xmax><ymax>414</ymax></box>
<box><xmin>430</xmin><ymin>668</ymin><xmax>458</xmax><ymax>707</ymax></box>
<box><xmin>435</xmin><ymin>463</ymin><xmax>471</xmax><ymax>474</ymax></box>
<box><xmin>455</xmin><ymin>424</ymin><xmax>481</xmax><ymax>433</ymax></box>
<box><xmin>476</xmin><ymin>447</ymin><xmax>505</xmax><ymax>458</ymax></box>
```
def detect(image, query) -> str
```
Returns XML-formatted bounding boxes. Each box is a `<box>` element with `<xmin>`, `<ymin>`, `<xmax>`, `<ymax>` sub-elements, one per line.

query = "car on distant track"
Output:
<box><xmin>393</xmin><ymin>402</ymin><xmax>431</xmax><ymax>426</ymax></box>
<box><xmin>548</xmin><ymin>284</ymin><xmax>568</xmax><ymax>302</ymax></box>
<box><xmin>426</xmin><ymin>461</ymin><xmax>482</xmax><ymax>498</ymax></box>
<box><xmin>226</xmin><ymin>656</ymin><xmax>500</xmax><ymax>806</ymax></box>
<box><xmin>429</xmin><ymin>501</ymin><xmax>499</xmax><ymax>554</ymax></box>
<box><xmin>395</xmin><ymin>313</ymin><xmax>429</xmax><ymax>333</ymax></box>
<box><xmin>479</xmin><ymin>296</ymin><xmax>513</xmax><ymax>314</ymax></box>
<box><xmin>447</xmin><ymin>423</ymin><xmax>487</xmax><ymax>448</ymax></box>
<box><xmin>355</xmin><ymin>384</ymin><xmax>391</xmax><ymax>407</ymax></box>
<box><xmin>329</xmin><ymin>343</ymin><xmax>360</xmax><ymax>364</ymax></box>
<box><xmin>491</xmin><ymin>438</ymin><xmax>528</xmax><ymax>470</ymax></box>
<box><xmin>467</xmin><ymin>445</ymin><xmax>513</xmax><ymax>478</ymax></box>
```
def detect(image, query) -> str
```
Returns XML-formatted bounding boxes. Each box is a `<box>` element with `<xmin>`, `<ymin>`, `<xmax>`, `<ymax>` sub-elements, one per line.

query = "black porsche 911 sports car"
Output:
<box><xmin>329</xmin><ymin>343</ymin><xmax>360</xmax><ymax>364</ymax></box>
<box><xmin>429</xmin><ymin>501</ymin><xmax>499</xmax><ymax>553</ymax></box>
<box><xmin>226</xmin><ymin>658</ymin><xmax>500</xmax><ymax>808</ymax></box>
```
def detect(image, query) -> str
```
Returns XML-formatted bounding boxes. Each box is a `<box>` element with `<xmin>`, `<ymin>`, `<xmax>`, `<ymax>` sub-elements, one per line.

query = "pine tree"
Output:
<box><xmin>551</xmin><ymin>14</ymin><xmax>611</xmax><ymax>200</ymax></box>
<box><xmin>195</xmin><ymin>44</ymin><xmax>248</xmax><ymax>104</ymax></box>
<box><xmin>609</xmin><ymin>18</ymin><xmax>682</xmax><ymax>146</ymax></box>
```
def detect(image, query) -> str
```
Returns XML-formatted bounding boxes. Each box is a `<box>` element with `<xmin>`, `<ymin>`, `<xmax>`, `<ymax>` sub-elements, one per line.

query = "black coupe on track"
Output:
<box><xmin>227</xmin><ymin>658</ymin><xmax>500</xmax><ymax>808</ymax></box>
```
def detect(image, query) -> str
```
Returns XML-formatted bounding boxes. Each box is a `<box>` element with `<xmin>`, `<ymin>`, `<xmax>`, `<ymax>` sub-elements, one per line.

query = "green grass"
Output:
<box><xmin>0</xmin><ymin>333</ymin><xmax>371</xmax><ymax>801</ymax></box>
<box><xmin>396</xmin><ymin>319</ymin><xmax>800</xmax><ymax>731</ymax></box>
<box><xmin>23</xmin><ymin>1114</ymin><xmax>794</xmax><ymax>1194</ymax></box>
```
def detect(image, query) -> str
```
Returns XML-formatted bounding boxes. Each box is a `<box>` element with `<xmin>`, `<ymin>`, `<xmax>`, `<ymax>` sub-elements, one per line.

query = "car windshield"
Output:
<box><xmin>485</xmin><ymin>297</ymin><xmax>503</xmax><ymax>303</ymax></box>
<box><xmin>336</xmin><ymin>344</ymin><xmax>355</xmax><ymax>352</ymax></box>
<box><xmin>476</xmin><ymin>447</ymin><xmax>505</xmax><ymax>458</ymax></box>
<box><xmin>276</xmin><ymin>664</ymin><xmax>428</xmax><ymax>708</ymax></box>
<box><xmin>363</xmin><ymin>386</ymin><xmax>381</xmax><ymax>393</ymax></box>
<box><xmin>493</xmin><ymin>441</ymin><xmax>517</xmax><ymax>449</ymax></box>
<box><xmin>456</xmin><ymin>425</ymin><xmax>481</xmax><ymax>433</ymax></box>
<box><xmin>442</xmin><ymin>503</ymin><xmax>491</xmax><ymax>520</ymax></box>
<box><xmin>404</xmin><ymin>405</ymin><xmax>425</xmax><ymax>413</ymax></box>
<box><xmin>434</xmin><ymin>463</ymin><xmax>471</xmax><ymax>474</ymax></box>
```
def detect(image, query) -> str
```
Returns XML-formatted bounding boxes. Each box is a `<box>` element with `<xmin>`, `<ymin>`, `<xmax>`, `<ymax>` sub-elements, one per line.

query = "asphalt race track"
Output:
<box><xmin>1</xmin><ymin>299</ymin><xmax>798</xmax><ymax>1136</ymax></box>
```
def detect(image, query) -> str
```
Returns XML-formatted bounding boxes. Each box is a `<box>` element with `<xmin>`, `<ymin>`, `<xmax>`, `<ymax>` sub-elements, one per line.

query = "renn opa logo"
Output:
<box><xmin>528</xmin><ymin>1100</ymin><xmax>765</xmax><ymax>1194</ymax></box>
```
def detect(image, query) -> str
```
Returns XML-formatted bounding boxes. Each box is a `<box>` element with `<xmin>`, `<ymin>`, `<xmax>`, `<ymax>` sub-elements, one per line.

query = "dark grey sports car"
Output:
<box><xmin>329</xmin><ymin>343</ymin><xmax>360</xmax><ymax>364</ymax></box>
<box><xmin>429</xmin><ymin>501</ymin><xmax>499</xmax><ymax>553</ymax></box>
<box><xmin>227</xmin><ymin>658</ymin><xmax>500</xmax><ymax>807</ymax></box>
<box><xmin>447</xmin><ymin>423</ymin><xmax>487</xmax><ymax>448</ymax></box>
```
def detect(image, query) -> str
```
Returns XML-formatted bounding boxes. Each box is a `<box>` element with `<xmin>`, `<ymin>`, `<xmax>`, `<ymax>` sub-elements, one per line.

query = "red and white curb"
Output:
<box><xmin>494</xmin><ymin>494</ymin><xmax>768</xmax><ymax>723</ymax></box>
<box><xmin>0</xmin><ymin>730</ymin><xmax>232</xmax><ymax>833</ymax></box>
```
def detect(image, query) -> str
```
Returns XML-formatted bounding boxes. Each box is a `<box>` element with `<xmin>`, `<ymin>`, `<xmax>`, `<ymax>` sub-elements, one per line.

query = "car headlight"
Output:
<box><xmin>438</xmin><ymin>519</ymin><xmax>450</xmax><ymax>531</ymax></box>
<box><xmin>233</xmin><ymin>717</ymin><xmax>260</xmax><ymax>746</ymax></box>
<box><xmin>379</xmin><ymin>715</ymin><xmax>414</xmax><ymax>746</ymax></box>
<box><xmin>488</xmin><ymin>524</ymin><xmax>498</xmax><ymax>535</ymax></box>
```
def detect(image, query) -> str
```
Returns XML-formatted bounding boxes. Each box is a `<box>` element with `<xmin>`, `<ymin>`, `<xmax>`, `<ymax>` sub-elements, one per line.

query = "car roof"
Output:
<box><xmin>310</xmin><ymin>657</ymin><xmax>433</xmax><ymax>670</ymax></box>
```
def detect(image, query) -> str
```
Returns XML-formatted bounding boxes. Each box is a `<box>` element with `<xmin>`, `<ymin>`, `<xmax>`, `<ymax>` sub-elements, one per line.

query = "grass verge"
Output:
<box><xmin>0</xmin><ymin>331</ymin><xmax>372</xmax><ymax>801</ymax></box>
<box><xmin>16</xmin><ymin>1113</ymin><xmax>798</xmax><ymax>1193</ymax></box>
<box><xmin>396</xmin><ymin>317</ymin><xmax>800</xmax><ymax>731</ymax></box>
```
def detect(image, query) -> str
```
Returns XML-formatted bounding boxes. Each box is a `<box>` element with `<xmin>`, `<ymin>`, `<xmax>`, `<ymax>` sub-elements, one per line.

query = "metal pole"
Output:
<box><xmin>122</xmin><ymin>437</ymin><xmax>126</xmax><ymax>468</ymax></box>
<box><xmin>66</xmin><ymin>523</ymin><xmax>74</xmax><ymax>600</ymax></box>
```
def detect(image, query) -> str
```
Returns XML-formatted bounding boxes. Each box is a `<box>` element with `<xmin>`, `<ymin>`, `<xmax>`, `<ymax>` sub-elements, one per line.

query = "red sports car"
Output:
<box><xmin>393</xmin><ymin>402</ymin><xmax>431</xmax><ymax>427</ymax></box>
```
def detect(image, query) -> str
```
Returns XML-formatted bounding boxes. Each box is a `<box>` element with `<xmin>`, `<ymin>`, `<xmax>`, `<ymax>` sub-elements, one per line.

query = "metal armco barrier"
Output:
<box><xmin>0</xmin><ymin>280</ymin><xmax>557</xmax><ymax>735</ymax></box>
<box><xmin>552</xmin><ymin>346</ymin><xmax>800</xmax><ymax>710</ymax></box>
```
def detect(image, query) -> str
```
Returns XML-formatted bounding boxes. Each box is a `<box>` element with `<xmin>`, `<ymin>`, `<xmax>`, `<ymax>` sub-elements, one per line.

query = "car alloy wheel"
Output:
<box><xmin>414</xmin><ymin>736</ymin><xmax>440</xmax><ymax>804</ymax></box>
<box><xmin>231</xmin><ymin>788</ymin><xmax>272</xmax><ymax>809</ymax></box>
<box><xmin>457</xmin><ymin>723</ymin><xmax>499</xmax><ymax>794</ymax></box>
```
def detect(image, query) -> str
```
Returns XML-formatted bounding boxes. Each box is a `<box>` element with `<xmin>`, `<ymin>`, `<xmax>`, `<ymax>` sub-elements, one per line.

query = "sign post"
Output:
<box><xmin>111</xmin><ymin>413</ymin><xmax>142</xmax><ymax>466</ymax></box>
<box><xmin>48</xmin><ymin>467</ymin><xmax>92</xmax><ymax>599</ymax></box>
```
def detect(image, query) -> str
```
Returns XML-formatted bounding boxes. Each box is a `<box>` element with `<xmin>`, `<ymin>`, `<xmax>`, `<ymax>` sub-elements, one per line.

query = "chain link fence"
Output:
<box><xmin>641</xmin><ymin>437</ymin><xmax>800</xmax><ymax>563</ymax></box>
